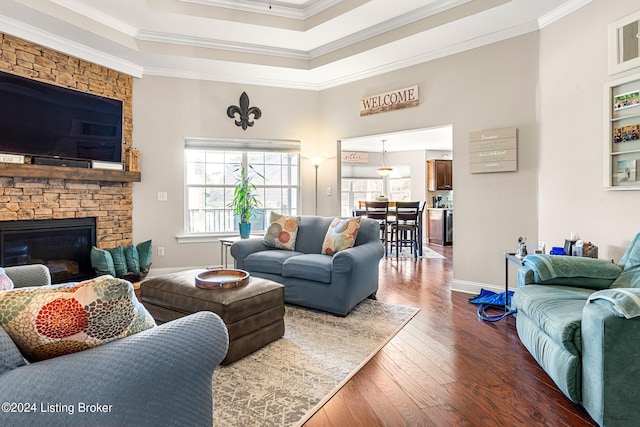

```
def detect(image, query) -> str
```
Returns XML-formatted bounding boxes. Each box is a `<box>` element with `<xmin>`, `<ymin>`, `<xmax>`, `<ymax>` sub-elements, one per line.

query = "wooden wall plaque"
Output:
<box><xmin>469</xmin><ymin>127</ymin><xmax>517</xmax><ymax>173</ymax></box>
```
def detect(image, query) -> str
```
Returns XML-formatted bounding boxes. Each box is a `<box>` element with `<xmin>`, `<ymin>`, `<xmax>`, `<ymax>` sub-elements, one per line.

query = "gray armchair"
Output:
<box><xmin>0</xmin><ymin>265</ymin><xmax>229</xmax><ymax>427</ymax></box>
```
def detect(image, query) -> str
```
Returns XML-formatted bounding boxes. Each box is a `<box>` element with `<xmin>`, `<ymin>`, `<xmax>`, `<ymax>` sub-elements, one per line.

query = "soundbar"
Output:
<box><xmin>33</xmin><ymin>157</ymin><xmax>91</xmax><ymax>168</ymax></box>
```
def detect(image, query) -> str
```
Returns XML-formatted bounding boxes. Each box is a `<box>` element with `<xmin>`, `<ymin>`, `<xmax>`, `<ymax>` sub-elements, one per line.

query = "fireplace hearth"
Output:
<box><xmin>0</xmin><ymin>218</ymin><xmax>96</xmax><ymax>284</ymax></box>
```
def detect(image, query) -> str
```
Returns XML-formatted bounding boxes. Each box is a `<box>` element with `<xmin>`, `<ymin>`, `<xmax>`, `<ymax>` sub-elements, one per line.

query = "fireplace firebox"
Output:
<box><xmin>0</xmin><ymin>218</ymin><xmax>96</xmax><ymax>284</ymax></box>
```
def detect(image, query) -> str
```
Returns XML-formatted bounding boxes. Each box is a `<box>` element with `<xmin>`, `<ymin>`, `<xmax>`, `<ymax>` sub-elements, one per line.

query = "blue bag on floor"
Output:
<box><xmin>469</xmin><ymin>289</ymin><xmax>517</xmax><ymax>322</ymax></box>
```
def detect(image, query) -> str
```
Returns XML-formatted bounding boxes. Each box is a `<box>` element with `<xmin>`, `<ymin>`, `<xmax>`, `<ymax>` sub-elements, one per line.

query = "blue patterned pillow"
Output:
<box><xmin>321</xmin><ymin>217</ymin><xmax>361</xmax><ymax>255</ymax></box>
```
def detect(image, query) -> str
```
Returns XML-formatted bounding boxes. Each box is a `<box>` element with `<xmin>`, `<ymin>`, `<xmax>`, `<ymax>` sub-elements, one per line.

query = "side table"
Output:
<box><xmin>504</xmin><ymin>252</ymin><xmax>525</xmax><ymax>310</ymax></box>
<box><xmin>219</xmin><ymin>235</ymin><xmax>261</xmax><ymax>268</ymax></box>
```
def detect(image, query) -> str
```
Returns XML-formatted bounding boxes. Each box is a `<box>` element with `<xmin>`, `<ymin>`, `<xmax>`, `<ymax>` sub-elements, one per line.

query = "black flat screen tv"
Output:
<box><xmin>0</xmin><ymin>71</ymin><xmax>123</xmax><ymax>163</ymax></box>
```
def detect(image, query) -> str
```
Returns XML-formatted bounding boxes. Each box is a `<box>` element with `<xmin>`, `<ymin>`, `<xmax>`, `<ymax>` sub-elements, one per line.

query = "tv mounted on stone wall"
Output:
<box><xmin>0</xmin><ymin>70</ymin><xmax>123</xmax><ymax>163</ymax></box>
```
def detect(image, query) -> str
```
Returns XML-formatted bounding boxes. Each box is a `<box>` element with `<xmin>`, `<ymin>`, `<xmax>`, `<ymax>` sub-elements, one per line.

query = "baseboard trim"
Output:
<box><xmin>451</xmin><ymin>279</ymin><xmax>504</xmax><ymax>295</ymax></box>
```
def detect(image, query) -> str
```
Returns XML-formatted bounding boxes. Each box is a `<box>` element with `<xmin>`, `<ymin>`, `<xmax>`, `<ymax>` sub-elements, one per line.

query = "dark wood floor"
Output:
<box><xmin>304</xmin><ymin>245</ymin><xmax>598</xmax><ymax>427</ymax></box>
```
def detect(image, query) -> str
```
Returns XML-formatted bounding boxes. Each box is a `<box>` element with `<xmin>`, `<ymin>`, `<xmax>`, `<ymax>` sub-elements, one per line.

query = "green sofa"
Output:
<box><xmin>513</xmin><ymin>235</ymin><xmax>640</xmax><ymax>427</ymax></box>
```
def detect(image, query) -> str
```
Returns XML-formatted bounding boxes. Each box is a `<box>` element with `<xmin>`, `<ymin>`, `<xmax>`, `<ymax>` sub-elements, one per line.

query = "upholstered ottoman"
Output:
<box><xmin>140</xmin><ymin>269</ymin><xmax>285</xmax><ymax>364</ymax></box>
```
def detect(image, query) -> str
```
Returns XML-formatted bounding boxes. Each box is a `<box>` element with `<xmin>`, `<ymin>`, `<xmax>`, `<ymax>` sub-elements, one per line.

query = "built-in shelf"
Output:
<box><xmin>0</xmin><ymin>163</ymin><xmax>141</xmax><ymax>182</ymax></box>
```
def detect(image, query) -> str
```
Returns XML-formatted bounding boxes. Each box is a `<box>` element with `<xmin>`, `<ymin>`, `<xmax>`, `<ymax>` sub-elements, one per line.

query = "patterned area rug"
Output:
<box><xmin>213</xmin><ymin>299</ymin><xmax>419</xmax><ymax>427</ymax></box>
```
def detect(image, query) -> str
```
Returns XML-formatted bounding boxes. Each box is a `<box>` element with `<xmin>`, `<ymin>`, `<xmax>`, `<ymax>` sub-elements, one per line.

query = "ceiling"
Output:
<box><xmin>341</xmin><ymin>125</ymin><xmax>453</xmax><ymax>153</ymax></box>
<box><xmin>0</xmin><ymin>0</ymin><xmax>590</xmax><ymax>90</ymax></box>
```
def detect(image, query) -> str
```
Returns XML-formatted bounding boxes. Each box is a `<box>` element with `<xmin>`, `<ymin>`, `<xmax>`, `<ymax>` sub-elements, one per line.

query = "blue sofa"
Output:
<box><xmin>230</xmin><ymin>215</ymin><xmax>384</xmax><ymax>316</ymax></box>
<box><xmin>513</xmin><ymin>236</ymin><xmax>640</xmax><ymax>427</ymax></box>
<box><xmin>0</xmin><ymin>264</ymin><xmax>229</xmax><ymax>427</ymax></box>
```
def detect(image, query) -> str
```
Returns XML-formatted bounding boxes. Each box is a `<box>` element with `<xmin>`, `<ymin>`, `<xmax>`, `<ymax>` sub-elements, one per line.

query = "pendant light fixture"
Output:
<box><xmin>377</xmin><ymin>139</ymin><xmax>392</xmax><ymax>176</ymax></box>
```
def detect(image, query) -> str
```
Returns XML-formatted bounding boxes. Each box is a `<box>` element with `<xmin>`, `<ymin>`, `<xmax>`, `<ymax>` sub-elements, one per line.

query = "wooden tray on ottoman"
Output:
<box><xmin>195</xmin><ymin>269</ymin><xmax>250</xmax><ymax>290</ymax></box>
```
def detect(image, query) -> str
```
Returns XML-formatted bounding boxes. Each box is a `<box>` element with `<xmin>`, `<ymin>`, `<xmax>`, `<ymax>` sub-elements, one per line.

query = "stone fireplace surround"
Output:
<box><xmin>0</xmin><ymin>33</ymin><xmax>135</xmax><ymax>251</ymax></box>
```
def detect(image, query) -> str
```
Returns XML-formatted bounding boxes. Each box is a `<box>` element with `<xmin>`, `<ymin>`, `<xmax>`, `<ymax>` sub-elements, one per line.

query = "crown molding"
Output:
<box><xmin>137</xmin><ymin>30</ymin><xmax>310</xmax><ymax>60</ymax></box>
<box><xmin>50</xmin><ymin>0</ymin><xmax>138</xmax><ymax>37</ymax></box>
<box><xmin>143</xmin><ymin>20</ymin><xmax>541</xmax><ymax>91</ymax></box>
<box><xmin>538</xmin><ymin>0</ymin><xmax>592</xmax><ymax>29</ymax></box>
<box><xmin>0</xmin><ymin>14</ymin><xmax>143</xmax><ymax>77</ymax></box>
<box><xmin>177</xmin><ymin>0</ymin><xmax>341</xmax><ymax>20</ymax></box>
<box><xmin>311</xmin><ymin>0</ymin><xmax>471</xmax><ymax>58</ymax></box>
<box><xmin>142</xmin><ymin>66</ymin><xmax>320</xmax><ymax>90</ymax></box>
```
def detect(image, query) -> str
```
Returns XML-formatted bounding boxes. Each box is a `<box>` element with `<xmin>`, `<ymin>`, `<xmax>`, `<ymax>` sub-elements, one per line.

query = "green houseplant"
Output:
<box><xmin>229</xmin><ymin>164</ymin><xmax>263</xmax><ymax>238</ymax></box>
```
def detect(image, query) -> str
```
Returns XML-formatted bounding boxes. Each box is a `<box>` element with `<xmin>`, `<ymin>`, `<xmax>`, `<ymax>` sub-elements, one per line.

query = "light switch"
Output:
<box><xmin>326</xmin><ymin>187</ymin><xmax>332</xmax><ymax>196</ymax></box>
<box><xmin>158</xmin><ymin>192</ymin><xmax>168</xmax><ymax>201</ymax></box>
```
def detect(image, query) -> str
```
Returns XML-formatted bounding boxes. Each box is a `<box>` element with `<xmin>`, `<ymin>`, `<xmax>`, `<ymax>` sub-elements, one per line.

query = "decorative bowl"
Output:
<box><xmin>195</xmin><ymin>269</ymin><xmax>250</xmax><ymax>290</ymax></box>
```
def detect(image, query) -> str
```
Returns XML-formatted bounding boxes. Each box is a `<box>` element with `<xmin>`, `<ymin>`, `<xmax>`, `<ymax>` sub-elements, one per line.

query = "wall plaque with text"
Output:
<box><xmin>360</xmin><ymin>86</ymin><xmax>419</xmax><ymax>116</ymax></box>
<box><xmin>469</xmin><ymin>127</ymin><xmax>517</xmax><ymax>173</ymax></box>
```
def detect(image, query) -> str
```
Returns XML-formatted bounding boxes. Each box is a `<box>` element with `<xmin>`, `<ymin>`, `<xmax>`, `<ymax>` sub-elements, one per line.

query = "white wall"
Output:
<box><xmin>538</xmin><ymin>0</ymin><xmax>640</xmax><ymax>262</ymax></box>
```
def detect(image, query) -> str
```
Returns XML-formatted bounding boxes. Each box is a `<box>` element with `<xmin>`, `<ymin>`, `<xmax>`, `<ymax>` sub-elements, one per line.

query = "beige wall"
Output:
<box><xmin>321</xmin><ymin>33</ymin><xmax>540</xmax><ymax>292</ymax></box>
<box><xmin>538</xmin><ymin>0</ymin><xmax>640</xmax><ymax>262</ymax></box>
<box><xmin>133</xmin><ymin>33</ymin><xmax>540</xmax><ymax>290</ymax></box>
<box><xmin>132</xmin><ymin>78</ymin><xmax>321</xmax><ymax>269</ymax></box>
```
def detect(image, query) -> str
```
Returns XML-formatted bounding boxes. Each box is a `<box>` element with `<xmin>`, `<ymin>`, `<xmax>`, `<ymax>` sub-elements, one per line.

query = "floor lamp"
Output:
<box><xmin>311</xmin><ymin>157</ymin><xmax>324</xmax><ymax>215</ymax></box>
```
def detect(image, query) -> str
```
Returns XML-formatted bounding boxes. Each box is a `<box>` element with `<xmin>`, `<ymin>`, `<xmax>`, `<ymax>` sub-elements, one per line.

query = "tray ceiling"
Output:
<box><xmin>0</xmin><ymin>0</ymin><xmax>590</xmax><ymax>89</ymax></box>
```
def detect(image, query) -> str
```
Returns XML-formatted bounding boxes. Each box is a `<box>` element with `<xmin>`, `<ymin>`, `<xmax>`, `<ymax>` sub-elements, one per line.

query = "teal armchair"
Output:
<box><xmin>513</xmin><ymin>234</ymin><xmax>640</xmax><ymax>427</ymax></box>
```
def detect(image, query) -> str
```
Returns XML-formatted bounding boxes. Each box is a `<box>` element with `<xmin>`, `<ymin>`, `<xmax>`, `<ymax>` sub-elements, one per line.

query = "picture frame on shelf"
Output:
<box><xmin>614</xmin><ymin>123</ymin><xmax>640</xmax><ymax>143</ymax></box>
<box><xmin>617</xmin><ymin>159</ymin><xmax>637</xmax><ymax>183</ymax></box>
<box><xmin>613</xmin><ymin>89</ymin><xmax>640</xmax><ymax>111</ymax></box>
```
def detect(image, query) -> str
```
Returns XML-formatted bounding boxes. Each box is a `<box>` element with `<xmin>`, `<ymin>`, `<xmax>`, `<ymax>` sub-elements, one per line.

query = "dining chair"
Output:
<box><xmin>391</xmin><ymin>201</ymin><xmax>420</xmax><ymax>258</ymax></box>
<box><xmin>417</xmin><ymin>201</ymin><xmax>427</xmax><ymax>256</ymax></box>
<box><xmin>365</xmin><ymin>201</ymin><xmax>389</xmax><ymax>256</ymax></box>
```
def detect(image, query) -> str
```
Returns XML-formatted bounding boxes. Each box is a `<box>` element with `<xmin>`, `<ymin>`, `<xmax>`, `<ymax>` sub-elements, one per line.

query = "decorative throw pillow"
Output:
<box><xmin>136</xmin><ymin>240</ymin><xmax>153</xmax><ymax>271</ymax></box>
<box><xmin>263</xmin><ymin>212</ymin><xmax>301</xmax><ymax>251</ymax></box>
<box><xmin>123</xmin><ymin>245</ymin><xmax>141</xmax><ymax>275</ymax></box>
<box><xmin>0</xmin><ymin>276</ymin><xmax>156</xmax><ymax>362</ymax></box>
<box><xmin>0</xmin><ymin>268</ymin><xmax>14</xmax><ymax>291</ymax></box>
<box><xmin>107</xmin><ymin>246</ymin><xmax>128</xmax><ymax>277</ymax></box>
<box><xmin>90</xmin><ymin>247</ymin><xmax>116</xmax><ymax>276</ymax></box>
<box><xmin>322</xmin><ymin>217</ymin><xmax>361</xmax><ymax>255</ymax></box>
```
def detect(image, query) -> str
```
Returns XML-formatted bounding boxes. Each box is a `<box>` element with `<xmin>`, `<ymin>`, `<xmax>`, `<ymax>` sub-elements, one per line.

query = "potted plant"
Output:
<box><xmin>229</xmin><ymin>164</ymin><xmax>263</xmax><ymax>238</ymax></box>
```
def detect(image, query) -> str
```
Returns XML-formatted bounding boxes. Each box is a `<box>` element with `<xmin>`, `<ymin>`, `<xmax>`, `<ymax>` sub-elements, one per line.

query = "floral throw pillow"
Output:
<box><xmin>0</xmin><ymin>268</ymin><xmax>14</xmax><ymax>291</ymax></box>
<box><xmin>322</xmin><ymin>217</ymin><xmax>361</xmax><ymax>255</ymax></box>
<box><xmin>0</xmin><ymin>276</ymin><xmax>156</xmax><ymax>362</ymax></box>
<box><xmin>263</xmin><ymin>212</ymin><xmax>301</xmax><ymax>251</ymax></box>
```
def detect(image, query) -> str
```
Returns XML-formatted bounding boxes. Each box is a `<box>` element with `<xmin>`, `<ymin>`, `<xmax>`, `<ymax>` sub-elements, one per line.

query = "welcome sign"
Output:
<box><xmin>359</xmin><ymin>86</ymin><xmax>419</xmax><ymax>116</ymax></box>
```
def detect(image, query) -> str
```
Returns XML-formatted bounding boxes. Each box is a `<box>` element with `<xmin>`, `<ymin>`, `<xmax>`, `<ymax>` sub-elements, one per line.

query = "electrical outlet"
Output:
<box><xmin>158</xmin><ymin>192</ymin><xmax>168</xmax><ymax>201</ymax></box>
<box><xmin>157</xmin><ymin>247</ymin><xmax>165</xmax><ymax>256</ymax></box>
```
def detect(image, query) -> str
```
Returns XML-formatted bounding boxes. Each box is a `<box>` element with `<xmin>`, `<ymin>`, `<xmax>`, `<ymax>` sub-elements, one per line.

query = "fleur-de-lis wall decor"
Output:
<box><xmin>226</xmin><ymin>92</ymin><xmax>262</xmax><ymax>130</ymax></box>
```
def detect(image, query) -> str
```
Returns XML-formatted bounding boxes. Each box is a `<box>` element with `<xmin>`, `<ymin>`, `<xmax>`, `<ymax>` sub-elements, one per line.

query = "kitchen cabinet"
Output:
<box><xmin>427</xmin><ymin>208</ymin><xmax>453</xmax><ymax>246</ymax></box>
<box><xmin>427</xmin><ymin>159</ymin><xmax>452</xmax><ymax>191</ymax></box>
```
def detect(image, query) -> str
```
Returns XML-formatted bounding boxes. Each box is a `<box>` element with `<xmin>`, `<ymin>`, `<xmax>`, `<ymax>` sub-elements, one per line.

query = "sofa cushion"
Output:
<box><xmin>107</xmin><ymin>246</ymin><xmax>128</xmax><ymax>277</ymax></box>
<box><xmin>523</xmin><ymin>254</ymin><xmax>622</xmax><ymax>290</ymax></box>
<box><xmin>282</xmin><ymin>254</ymin><xmax>332</xmax><ymax>284</ymax></box>
<box><xmin>513</xmin><ymin>285</ymin><xmax>593</xmax><ymax>355</ymax></box>
<box><xmin>124</xmin><ymin>245</ymin><xmax>141</xmax><ymax>275</ymax></box>
<box><xmin>244</xmin><ymin>250</ymin><xmax>303</xmax><ymax>275</ymax></box>
<box><xmin>136</xmin><ymin>240</ymin><xmax>153</xmax><ymax>270</ymax></box>
<box><xmin>0</xmin><ymin>326</ymin><xmax>25</xmax><ymax>375</ymax></box>
<box><xmin>0</xmin><ymin>268</ymin><xmax>14</xmax><ymax>291</ymax></box>
<box><xmin>263</xmin><ymin>212</ymin><xmax>301</xmax><ymax>251</ymax></box>
<box><xmin>0</xmin><ymin>276</ymin><xmax>156</xmax><ymax>362</ymax></box>
<box><xmin>90</xmin><ymin>246</ymin><xmax>116</xmax><ymax>276</ymax></box>
<box><xmin>322</xmin><ymin>217</ymin><xmax>361</xmax><ymax>255</ymax></box>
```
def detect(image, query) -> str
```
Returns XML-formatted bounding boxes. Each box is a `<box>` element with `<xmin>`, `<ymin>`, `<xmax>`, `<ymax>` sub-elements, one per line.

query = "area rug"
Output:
<box><xmin>213</xmin><ymin>299</ymin><xmax>419</xmax><ymax>427</ymax></box>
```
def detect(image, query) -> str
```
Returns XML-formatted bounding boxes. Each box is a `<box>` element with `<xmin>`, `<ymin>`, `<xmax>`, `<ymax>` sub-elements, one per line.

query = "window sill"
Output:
<box><xmin>176</xmin><ymin>233</ymin><xmax>233</xmax><ymax>244</ymax></box>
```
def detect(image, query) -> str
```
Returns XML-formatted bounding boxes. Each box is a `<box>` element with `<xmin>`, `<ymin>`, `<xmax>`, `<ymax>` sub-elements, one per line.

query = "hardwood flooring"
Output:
<box><xmin>304</xmin><ymin>245</ymin><xmax>598</xmax><ymax>427</ymax></box>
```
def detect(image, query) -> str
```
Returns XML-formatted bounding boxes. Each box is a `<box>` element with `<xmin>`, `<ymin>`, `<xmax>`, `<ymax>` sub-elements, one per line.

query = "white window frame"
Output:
<box><xmin>179</xmin><ymin>138</ymin><xmax>301</xmax><ymax>242</ymax></box>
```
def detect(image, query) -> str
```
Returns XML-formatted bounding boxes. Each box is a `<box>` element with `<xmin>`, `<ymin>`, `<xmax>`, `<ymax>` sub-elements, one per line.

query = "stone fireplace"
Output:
<box><xmin>0</xmin><ymin>33</ymin><xmax>135</xmax><ymax>274</ymax></box>
<box><xmin>0</xmin><ymin>217</ymin><xmax>96</xmax><ymax>283</ymax></box>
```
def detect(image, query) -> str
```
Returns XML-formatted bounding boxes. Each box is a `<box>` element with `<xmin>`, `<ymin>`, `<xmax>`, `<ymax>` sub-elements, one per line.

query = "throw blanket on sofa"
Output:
<box><xmin>523</xmin><ymin>254</ymin><xmax>621</xmax><ymax>282</ymax></box>
<box><xmin>587</xmin><ymin>288</ymin><xmax>640</xmax><ymax>319</ymax></box>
